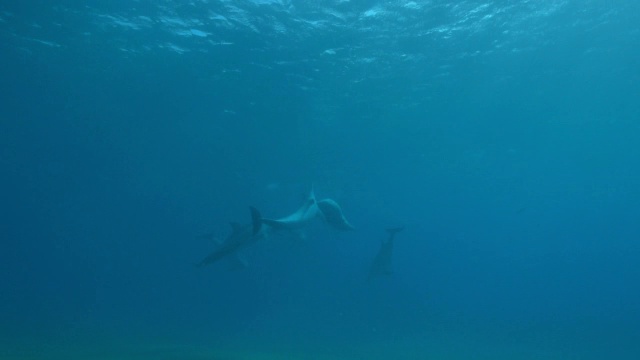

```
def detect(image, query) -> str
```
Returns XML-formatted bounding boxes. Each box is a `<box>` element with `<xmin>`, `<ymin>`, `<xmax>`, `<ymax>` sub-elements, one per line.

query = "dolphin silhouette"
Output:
<box><xmin>262</xmin><ymin>188</ymin><xmax>355</xmax><ymax>232</ymax></box>
<box><xmin>197</xmin><ymin>207</ymin><xmax>265</xmax><ymax>267</ymax></box>
<box><xmin>368</xmin><ymin>227</ymin><xmax>404</xmax><ymax>280</ymax></box>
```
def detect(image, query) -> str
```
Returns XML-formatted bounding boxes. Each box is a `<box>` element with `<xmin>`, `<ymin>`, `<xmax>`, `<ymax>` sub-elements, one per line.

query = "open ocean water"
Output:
<box><xmin>1</xmin><ymin>0</ymin><xmax>639</xmax><ymax>359</ymax></box>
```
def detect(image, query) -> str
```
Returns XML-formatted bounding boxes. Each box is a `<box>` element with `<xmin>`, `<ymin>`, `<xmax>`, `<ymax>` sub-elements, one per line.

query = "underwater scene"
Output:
<box><xmin>1</xmin><ymin>0</ymin><xmax>639</xmax><ymax>359</ymax></box>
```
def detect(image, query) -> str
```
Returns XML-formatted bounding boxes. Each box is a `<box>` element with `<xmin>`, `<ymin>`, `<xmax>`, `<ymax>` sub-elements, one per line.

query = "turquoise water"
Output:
<box><xmin>1</xmin><ymin>1</ymin><xmax>639</xmax><ymax>359</ymax></box>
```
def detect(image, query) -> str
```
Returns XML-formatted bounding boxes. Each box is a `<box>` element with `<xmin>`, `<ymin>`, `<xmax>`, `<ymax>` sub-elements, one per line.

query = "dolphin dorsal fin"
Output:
<box><xmin>229</xmin><ymin>222</ymin><xmax>243</xmax><ymax>232</ymax></box>
<box><xmin>308</xmin><ymin>185</ymin><xmax>316</xmax><ymax>202</ymax></box>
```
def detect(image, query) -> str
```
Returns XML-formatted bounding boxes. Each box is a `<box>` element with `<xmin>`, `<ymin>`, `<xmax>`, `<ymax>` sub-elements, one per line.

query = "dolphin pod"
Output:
<box><xmin>197</xmin><ymin>189</ymin><xmax>407</xmax><ymax>281</ymax></box>
<box><xmin>198</xmin><ymin>189</ymin><xmax>355</xmax><ymax>267</ymax></box>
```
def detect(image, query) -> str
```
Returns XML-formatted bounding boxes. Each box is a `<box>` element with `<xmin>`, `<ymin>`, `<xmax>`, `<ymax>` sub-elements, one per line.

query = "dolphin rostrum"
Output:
<box><xmin>197</xmin><ymin>207</ymin><xmax>265</xmax><ymax>267</ymax></box>
<box><xmin>368</xmin><ymin>227</ymin><xmax>404</xmax><ymax>280</ymax></box>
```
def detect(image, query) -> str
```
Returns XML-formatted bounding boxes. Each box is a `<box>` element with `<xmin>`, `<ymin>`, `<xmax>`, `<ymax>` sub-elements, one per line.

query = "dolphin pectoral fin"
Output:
<box><xmin>249</xmin><ymin>206</ymin><xmax>262</xmax><ymax>235</ymax></box>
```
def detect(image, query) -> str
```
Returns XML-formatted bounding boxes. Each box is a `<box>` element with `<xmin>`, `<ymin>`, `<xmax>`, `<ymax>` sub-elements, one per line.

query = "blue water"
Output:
<box><xmin>1</xmin><ymin>1</ymin><xmax>639</xmax><ymax>359</ymax></box>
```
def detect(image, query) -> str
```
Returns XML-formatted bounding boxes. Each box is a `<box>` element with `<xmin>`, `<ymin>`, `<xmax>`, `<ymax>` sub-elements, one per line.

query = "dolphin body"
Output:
<box><xmin>197</xmin><ymin>207</ymin><xmax>265</xmax><ymax>267</ymax></box>
<box><xmin>262</xmin><ymin>190</ymin><xmax>355</xmax><ymax>232</ymax></box>
<box><xmin>197</xmin><ymin>188</ymin><xmax>355</xmax><ymax>268</ymax></box>
<box><xmin>368</xmin><ymin>227</ymin><xmax>404</xmax><ymax>280</ymax></box>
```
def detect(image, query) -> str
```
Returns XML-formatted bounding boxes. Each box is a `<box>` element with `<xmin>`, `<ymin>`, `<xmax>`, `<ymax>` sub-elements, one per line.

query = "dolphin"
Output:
<box><xmin>261</xmin><ymin>189</ymin><xmax>320</xmax><ymax>231</ymax></box>
<box><xmin>197</xmin><ymin>207</ymin><xmax>266</xmax><ymax>267</ymax></box>
<box><xmin>262</xmin><ymin>188</ymin><xmax>355</xmax><ymax>232</ymax></box>
<box><xmin>368</xmin><ymin>227</ymin><xmax>404</xmax><ymax>280</ymax></box>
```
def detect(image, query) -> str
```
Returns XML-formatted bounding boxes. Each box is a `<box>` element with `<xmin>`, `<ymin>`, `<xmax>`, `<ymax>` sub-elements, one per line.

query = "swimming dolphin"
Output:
<box><xmin>368</xmin><ymin>227</ymin><xmax>404</xmax><ymax>280</ymax></box>
<box><xmin>261</xmin><ymin>189</ymin><xmax>320</xmax><ymax>231</ymax></box>
<box><xmin>262</xmin><ymin>188</ymin><xmax>355</xmax><ymax>233</ymax></box>
<box><xmin>197</xmin><ymin>207</ymin><xmax>266</xmax><ymax>267</ymax></box>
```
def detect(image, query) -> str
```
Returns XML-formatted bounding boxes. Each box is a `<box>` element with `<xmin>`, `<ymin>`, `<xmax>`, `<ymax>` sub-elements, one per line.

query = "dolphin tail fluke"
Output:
<box><xmin>249</xmin><ymin>206</ymin><xmax>262</xmax><ymax>235</ymax></box>
<box><xmin>316</xmin><ymin>198</ymin><xmax>355</xmax><ymax>231</ymax></box>
<box><xmin>386</xmin><ymin>227</ymin><xmax>404</xmax><ymax>235</ymax></box>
